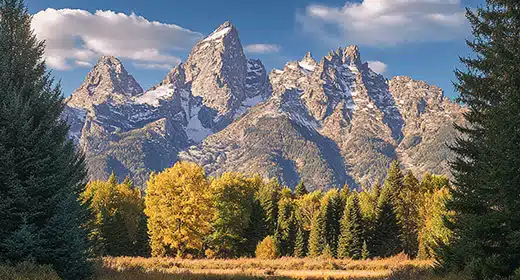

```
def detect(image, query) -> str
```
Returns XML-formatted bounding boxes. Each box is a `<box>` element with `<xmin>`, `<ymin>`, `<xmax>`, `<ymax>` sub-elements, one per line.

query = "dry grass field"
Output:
<box><xmin>95</xmin><ymin>254</ymin><xmax>470</xmax><ymax>280</ymax></box>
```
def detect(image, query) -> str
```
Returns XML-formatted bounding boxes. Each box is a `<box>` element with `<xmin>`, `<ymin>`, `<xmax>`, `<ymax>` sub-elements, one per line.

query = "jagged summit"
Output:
<box><xmin>202</xmin><ymin>21</ymin><xmax>238</xmax><ymax>42</ymax></box>
<box><xmin>66</xmin><ymin>56</ymin><xmax>143</xmax><ymax>109</ymax></box>
<box><xmin>343</xmin><ymin>45</ymin><xmax>361</xmax><ymax>65</ymax></box>
<box><xmin>184</xmin><ymin>20</ymin><xmax>249</xmax><ymax>118</ymax></box>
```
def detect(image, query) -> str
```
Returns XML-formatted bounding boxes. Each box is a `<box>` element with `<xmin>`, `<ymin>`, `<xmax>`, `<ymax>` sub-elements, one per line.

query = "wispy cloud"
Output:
<box><xmin>367</xmin><ymin>61</ymin><xmax>388</xmax><ymax>74</ymax></box>
<box><xmin>244</xmin><ymin>44</ymin><xmax>281</xmax><ymax>54</ymax></box>
<box><xmin>32</xmin><ymin>9</ymin><xmax>202</xmax><ymax>70</ymax></box>
<box><xmin>297</xmin><ymin>0</ymin><xmax>469</xmax><ymax>47</ymax></box>
<box><xmin>134</xmin><ymin>63</ymin><xmax>177</xmax><ymax>70</ymax></box>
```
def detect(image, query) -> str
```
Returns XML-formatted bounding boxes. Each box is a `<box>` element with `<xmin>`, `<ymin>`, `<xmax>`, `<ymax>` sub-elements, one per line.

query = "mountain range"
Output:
<box><xmin>63</xmin><ymin>22</ymin><xmax>464</xmax><ymax>190</ymax></box>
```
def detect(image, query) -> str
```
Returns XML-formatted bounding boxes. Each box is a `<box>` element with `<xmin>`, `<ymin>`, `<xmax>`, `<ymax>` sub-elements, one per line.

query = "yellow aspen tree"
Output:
<box><xmin>144</xmin><ymin>162</ymin><xmax>213</xmax><ymax>257</ymax></box>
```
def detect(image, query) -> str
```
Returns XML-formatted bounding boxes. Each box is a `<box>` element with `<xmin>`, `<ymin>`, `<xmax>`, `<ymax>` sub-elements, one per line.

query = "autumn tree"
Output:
<box><xmin>144</xmin><ymin>162</ymin><xmax>213</xmax><ymax>257</ymax></box>
<box><xmin>417</xmin><ymin>184</ymin><xmax>453</xmax><ymax>259</ymax></box>
<box><xmin>82</xmin><ymin>173</ymin><xmax>148</xmax><ymax>257</ymax></box>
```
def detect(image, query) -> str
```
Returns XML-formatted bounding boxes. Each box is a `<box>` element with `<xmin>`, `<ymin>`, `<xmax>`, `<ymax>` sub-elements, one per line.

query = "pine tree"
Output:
<box><xmin>323</xmin><ymin>190</ymin><xmax>343</xmax><ymax>258</ymax></box>
<box><xmin>308</xmin><ymin>204</ymin><xmax>327</xmax><ymax>257</ymax></box>
<box><xmin>397</xmin><ymin>171</ymin><xmax>420</xmax><ymax>258</ymax></box>
<box><xmin>258</xmin><ymin>178</ymin><xmax>282</xmax><ymax>236</ymax></box>
<box><xmin>295</xmin><ymin>181</ymin><xmax>308</xmax><ymax>197</ymax></box>
<box><xmin>384</xmin><ymin>161</ymin><xmax>404</xmax><ymax>196</ymax></box>
<box><xmin>372</xmin><ymin>186</ymin><xmax>402</xmax><ymax>258</ymax></box>
<box><xmin>294</xmin><ymin>223</ymin><xmax>307</xmax><ymax>258</ymax></box>
<box><xmin>208</xmin><ymin>172</ymin><xmax>256</xmax><ymax>258</ymax></box>
<box><xmin>361</xmin><ymin>241</ymin><xmax>369</xmax><ymax>260</ymax></box>
<box><xmin>438</xmin><ymin>2</ymin><xmax>520</xmax><ymax>278</ymax></box>
<box><xmin>0</xmin><ymin>1</ymin><xmax>91</xmax><ymax>278</ymax></box>
<box><xmin>276</xmin><ymin>198</ymin><xmax>297</xmax><ymax>256</ymax></box>
<box><xmin>244</xmin><ymin>198</ymin><xmax>267</xmax><ymax>257</ymax></box>
<box><xmin>337</xmin><ymin>194</ymin><xmax>364</xmax><ymax>259</ymax></box>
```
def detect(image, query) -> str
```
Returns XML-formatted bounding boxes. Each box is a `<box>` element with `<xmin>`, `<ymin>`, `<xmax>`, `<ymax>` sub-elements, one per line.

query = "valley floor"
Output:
<box><xmin>95</xmin><ymin>255</ymin><xmax>468</xmax><ymax>280</ymax></box>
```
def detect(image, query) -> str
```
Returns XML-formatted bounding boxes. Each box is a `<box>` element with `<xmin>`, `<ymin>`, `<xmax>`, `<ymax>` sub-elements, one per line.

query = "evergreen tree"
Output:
<box><xmin>337</xmin><ymin>194</ymin><xmax>364</xmax><ymax>259</ymax></box>
<box><xmin>244</xmin><ymin>198</ymin><xmax>267</xmax><ymax>257</ymax></box>
<box><xmin>439</xmin><ymin>1</ymin><xmax>520</xmax><ymax>278</ymax></box>
<box><xmin>370</xmin><ymin>179</ymin><xmax>382</xmax><ymax>203</ymax></box>
<box><xmin>308</xmin><ymin>203</ymin><xmax>327</xmax><ymax>257</ymax></box>
<box><xmin>258</xmin><ymin>178</ymin><xmax>281</xmax><ymax>235</ymax></box>
<box><xmin>397</xmin><ymin>171</ymin><xmax>420</xmax><ymax>258</ymax></box>
<box><xmin>295</xmin><ymin>181</ymin><xmax>308</xmax><ymax>197</ymax></box>
<box><xmin>324</xmin><ymin>190</ymin><xmax>344</xmax><ymax>258</ymax></box>
<box><xmin>373</xmin><ymin>186</ymin><xmax>402</xmax><ymax>258</ymax></box>
<box><xmin>208</xmin><ymin>172</ymin><xmax>255</xmax><ymax>258</ymax></box>
<box><xmin>294</xmin><ymin>223</ymin><xmax>307</xmax><ymax>258</ymax></box>
<box><xmin>0</xmin><ymin>0</ymin><xmax>91</xmax><ymax>278</ymax></box>
<box><xmin>276</xmin><ymin>198</ymin><xmax>297</xmax><ymax>256</ymax></box>
<box><xmin>384</xmin><ymin>161</ymin><xmax>404</xmax><ymax>196</ymax></box>
<box><xmin>361</xmin><ymin>241</ymin><xmax>369</xmax><ymax>260</ymax></box>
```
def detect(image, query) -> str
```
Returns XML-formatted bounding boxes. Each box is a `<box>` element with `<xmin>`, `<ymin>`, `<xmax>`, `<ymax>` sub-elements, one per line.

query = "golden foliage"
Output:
<box><xmin>144</xmin><ymin>162</ymin><xmax>213</xmax><ymax>257</ymax></box>
<box><xmin>255</xmin><ymin>236</ymin><xmax>280</xmax><ymax>260</ymax></box>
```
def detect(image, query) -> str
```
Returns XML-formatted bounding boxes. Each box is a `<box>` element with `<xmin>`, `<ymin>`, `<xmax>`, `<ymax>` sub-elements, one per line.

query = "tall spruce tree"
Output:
<box><xmin>397</xmin><ymin>171</ymin><xmax>420</xmax><ymax>258</ymax></box>
<box><xmin>258</xmin><ymin>178</ymin><xmax>282</xmax><ymax>236</ymax></box>
<box><xmin>384</xmin><ymin>161</ymin><xmax>404</xmax><ymax>196</ymax></box>
<box><xmin>295</xmin><ymin>181</ymin><xmax>308</xmax><ymax>197</ymax></box>
<box><xmin>440</xmin><ymin>1</ymin><xmax>520</xmax><ymax>278</ymax></box>
<box><xmin>276</xmin><ymin>197</ymin><xmax>297</xmax><ymax>256</ymax></box>
<box><xmin>338</xmin><ymin>194</ymin><xmax>364</xmax><ymax>259</ymax></box>
<box><xmin>0</xmin><ymin>0</ymin><xmax>91</xmax><ymax>278</ymax></box>
<box><xmin>373</xmin><ymin>186</ymin><xmax>402</xmax><ymax>258</ymax></box>
<box><xmin>308</xmin><ymin>200</ymin><xmax>328</xmax><ymax>257</ymax></box>
<box><xmin>244</xmin><ymin>198</ymin><xmax>267</xmax><ymax>256</ymax></box>
<box><xmin>324</xmin><ymin>190</ymin><xmax>344</xmax><ymax>258</ymax></box>
<box><xmin>294</xmin><ymin>223</ymin><xmax>307</xmax><ymax>258</ymax></box>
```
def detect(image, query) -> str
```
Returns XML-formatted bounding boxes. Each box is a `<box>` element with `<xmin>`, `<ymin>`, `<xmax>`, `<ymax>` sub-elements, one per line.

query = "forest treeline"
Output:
<box><xmin>83</xmin><ymin>161</ymin><xmax>452</xmax><ymax>261</ymax></box>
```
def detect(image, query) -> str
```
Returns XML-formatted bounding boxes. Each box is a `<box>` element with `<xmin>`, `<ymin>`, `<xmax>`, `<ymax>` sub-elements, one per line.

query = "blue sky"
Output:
<box><xmin>27</xmin><ymin>0</ymin><xmax>485</xmax><ymax>98</ymax></box>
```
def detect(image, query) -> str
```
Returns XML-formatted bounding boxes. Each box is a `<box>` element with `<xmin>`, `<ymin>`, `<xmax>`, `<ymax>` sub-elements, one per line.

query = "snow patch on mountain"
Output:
<box><xmin>134</xmin><ymin>85</ymin><xmax>174</xmax><ymax>106</ymax></box>
<box><xmin>203</xmin><ymin>27</ymin><xmax>231</xmax><ymax>42</ymax></box>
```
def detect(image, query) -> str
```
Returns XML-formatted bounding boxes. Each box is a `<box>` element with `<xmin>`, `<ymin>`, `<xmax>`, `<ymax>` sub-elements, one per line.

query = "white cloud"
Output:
<box><xmin>134</xmin><ymin>63</ymin><xmax>175</xmax><ymax>70</ymax></box>
<box><xmin>31</xmin><ymin>9</ymin><xmax>202</xmax><ymax>70</ymax></box>
<box><xmin>367</xmin><ymin>61</ymin><xmax>387</xmax><ymax>74</ymax></box>
<box><xmin>75</xmin><ymin>61</ymin><xmax>93</xmax><ymax>68</ymax></box>
<box><xmin>297</xmin><ymin>0</ymin><xmax>469</xmax><ymax>46</ymax></box>
<box><xmin>244</xmin><ymin>44</ymin><xmax>281</xmax><ymax>54</ymax></box>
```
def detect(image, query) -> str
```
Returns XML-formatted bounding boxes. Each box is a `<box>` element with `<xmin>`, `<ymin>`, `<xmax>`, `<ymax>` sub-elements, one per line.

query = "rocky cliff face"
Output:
<box><xmin>63</xmin><ymin>22</ymin><xmax>270</xmax><ymax>186</ymax></box>
<box><xmin>63</xmin><ymin>22</ymin><xmax>463</xmax><ymax>189</ymax></box>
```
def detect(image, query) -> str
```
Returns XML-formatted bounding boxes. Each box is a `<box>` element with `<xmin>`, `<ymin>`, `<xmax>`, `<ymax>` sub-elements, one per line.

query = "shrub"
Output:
<box><xmin>0</xmin><ymin>262</ymin><xmax>61</xmax><ymax>280</ymax></box>
<box><xmin>255</xmin><ymin>236</ymin><xmax>280</xmax><ymax>259</ymax></box>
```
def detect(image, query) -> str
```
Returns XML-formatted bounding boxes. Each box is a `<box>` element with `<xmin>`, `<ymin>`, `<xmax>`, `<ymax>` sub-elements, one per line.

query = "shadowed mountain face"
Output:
<box><xmin>63</xmin><ymin>22</ymin><xmax>464</xmax><ymax>190</ymax></box>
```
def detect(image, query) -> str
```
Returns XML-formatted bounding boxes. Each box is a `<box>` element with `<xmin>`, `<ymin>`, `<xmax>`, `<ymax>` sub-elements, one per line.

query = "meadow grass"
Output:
<box><xmin>96</xmin><ymin>254</ymin><xmax>461</xmax><ymax>280</ymax></box>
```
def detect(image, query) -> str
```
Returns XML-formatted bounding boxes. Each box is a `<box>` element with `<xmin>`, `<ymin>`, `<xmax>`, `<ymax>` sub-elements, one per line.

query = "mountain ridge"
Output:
<box><xmin>62</xmin><ymin>22</ymin><xmax>464</xmax><ymax>189</ymax></box>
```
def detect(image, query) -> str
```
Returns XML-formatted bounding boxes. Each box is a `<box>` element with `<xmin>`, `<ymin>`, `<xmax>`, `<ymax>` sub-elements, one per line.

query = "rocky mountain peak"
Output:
<box><xmin>183</xmin><ymin>21</ymin><xmax>248</xmax><ymax>119</ymax></box>
<box><xmin>342</xmin><ymin>45</ymin><xmax>361</xmax><ymax>66</ymax></box>
<box><xmin>300</xmin><ymin>52</ymin><xmax>317</xmax><ymax>70</ymax></box>
<box><xmin>66</xmin><ymin>56</ymin><xmax>143</xmax><ymax>109</ymax></box>
<box><xmin>200</xmin><ymin>21</ymin><xmax>238</xmax><ymax>44</ymax></box>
